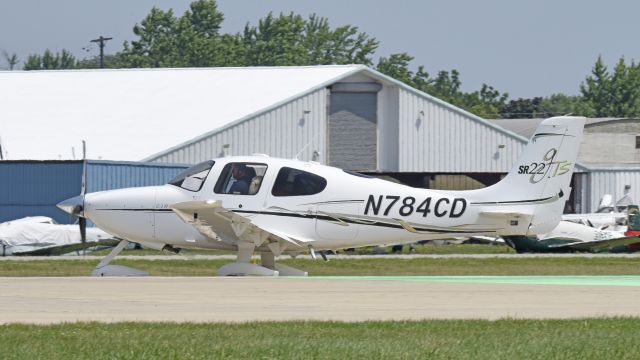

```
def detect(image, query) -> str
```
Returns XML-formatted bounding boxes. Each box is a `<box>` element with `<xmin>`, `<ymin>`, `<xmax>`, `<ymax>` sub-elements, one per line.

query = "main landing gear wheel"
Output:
<box><xmin>217</xmin><ymin>242</ymin><xmax>308</xmax><ymax>276</ymax></box>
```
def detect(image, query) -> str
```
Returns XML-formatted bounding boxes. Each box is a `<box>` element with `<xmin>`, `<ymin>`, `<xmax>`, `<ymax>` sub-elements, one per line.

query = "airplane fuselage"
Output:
<box><xmin>82</xmin><ymin>156</ymin><xmax>536</xmax><ymax>253</ymax></box>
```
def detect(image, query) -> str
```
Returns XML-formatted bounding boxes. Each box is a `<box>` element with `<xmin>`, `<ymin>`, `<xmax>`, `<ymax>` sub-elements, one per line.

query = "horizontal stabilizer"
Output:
<box><xmin>557</xmin><ymin>236</ymin><xmax>640</xmax><ymax>252</ymax></box>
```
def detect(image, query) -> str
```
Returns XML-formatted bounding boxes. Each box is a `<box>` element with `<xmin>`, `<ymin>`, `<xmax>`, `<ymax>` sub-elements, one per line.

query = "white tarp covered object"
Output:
<box><xmin>0</xmin><ymin>216</ymin><xmax>114</xmax><ymax>255</ymax></box>
<box><xmin>0</xmin><ymin>65</ymin><xmax>362</xmax><ymax>161</ymax></box>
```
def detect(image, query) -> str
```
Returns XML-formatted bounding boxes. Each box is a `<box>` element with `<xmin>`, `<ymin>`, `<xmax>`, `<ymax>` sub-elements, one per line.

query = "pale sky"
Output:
<box><xmin>1</xmin><ymin>0</ymin><xmax>639</xmax><ymax>98</ymax></box>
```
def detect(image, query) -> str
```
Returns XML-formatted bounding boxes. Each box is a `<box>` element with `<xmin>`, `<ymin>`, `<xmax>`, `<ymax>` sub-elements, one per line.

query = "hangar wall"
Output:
<box><xmin>588</xmin><ymin>169</ymin><xmax>640</xmax><ymax>212</ymax></box>
<box><xmin>0</xmin><ymin>162</ymin><xmax>82</xmax><ymax>224</ymax></box>
<box><xmin>397</xmin><ymin>88</ymin><xmax>525</xmax><ymax>173</ymax></box>
<box><xmin>0</xmin><ymin>161</ymin><xmax>188</xmax><ymax>224</ymax></box>
<box><xmin>377</xmin><ymin>85</ymin><xmax>400</xmax><ymax>171</ymax></box>
<box><xmin>151</xmin><ymin>88</ymin><xmax>328</xmax><ymax>164</ymax></box>
<box><xmin>86</xmin><ymin>161</ymin><xmax>189</xmax><ymax>192</ymax></box>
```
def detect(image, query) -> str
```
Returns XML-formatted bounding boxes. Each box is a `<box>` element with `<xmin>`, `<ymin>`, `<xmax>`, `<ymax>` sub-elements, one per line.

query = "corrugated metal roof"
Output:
<box><xmin>489</xmin><ymin>118</ymin><xmax>638</xmax><ymax>138</ymax></box>
<box><xmin>0</xmin><ymin>65</ymin><xmax>363</xmax><ymax>161</ymax></box>
<box><xmin>488</xmin><ymin>118</ymin><xmax>640</xmax><ymax>171</ymax></box>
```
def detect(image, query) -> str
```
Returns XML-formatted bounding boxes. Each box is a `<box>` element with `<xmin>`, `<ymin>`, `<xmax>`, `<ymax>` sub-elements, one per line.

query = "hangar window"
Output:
<box><xmin>636</xmin><ymin>135</ymin><xmax>640</xmax><ymax>149</ymax></box>
<box><xmin>214</xmin><ymin>163</ymin><xmax>268</xmax><ymax>195</ymax></box>
<box><xmin>271</xmin><ymin>167</ymin><xmax>327</xmax><ymax>196</ymax></box>
<box><xmin>168</xmin><ymin>160</ymin><xmax>215</xmax><ymax>192</ymax></box>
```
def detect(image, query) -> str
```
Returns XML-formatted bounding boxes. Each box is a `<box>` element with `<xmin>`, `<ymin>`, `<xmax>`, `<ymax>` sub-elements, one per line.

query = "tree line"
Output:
<box><xmin>9</xmin><ymin>0</ymin><xmax>640</xmax><ymax>119</ymax></box>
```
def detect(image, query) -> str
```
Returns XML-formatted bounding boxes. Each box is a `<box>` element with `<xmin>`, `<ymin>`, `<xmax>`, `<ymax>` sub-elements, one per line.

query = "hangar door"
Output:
<box><xmin>328</xmin><ymin>82</ymin><xmax>382</xmax><ymax>171</ymax></box>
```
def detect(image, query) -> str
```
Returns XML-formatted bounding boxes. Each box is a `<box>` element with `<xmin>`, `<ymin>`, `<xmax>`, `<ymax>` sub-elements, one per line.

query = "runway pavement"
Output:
<box><xmin>1</xmin><ymin>276</ymin><xmax>640</xmax><ymax>324</ymax></box>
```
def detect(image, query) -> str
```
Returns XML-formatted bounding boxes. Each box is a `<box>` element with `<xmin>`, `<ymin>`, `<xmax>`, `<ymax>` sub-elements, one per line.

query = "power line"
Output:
<box><xmin>90</xmin><ymin>36</ymin><xmax>113</xmax><ymax>69</ymax></box>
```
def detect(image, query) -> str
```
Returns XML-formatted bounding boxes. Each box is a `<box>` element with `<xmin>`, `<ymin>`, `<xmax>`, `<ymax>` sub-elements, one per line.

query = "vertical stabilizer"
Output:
<box><xmin>473</xmin><ymin>116</ymin><xmax>585</xmax><ymax>235</ymax></box>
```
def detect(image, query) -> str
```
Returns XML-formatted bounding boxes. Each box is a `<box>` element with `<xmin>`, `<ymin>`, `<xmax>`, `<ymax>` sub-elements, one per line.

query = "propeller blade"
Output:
<box><xmin>81</xmin><ymin>158</ymin><xmax>87</xmax><ymax>196</ymax></box>
<box><xmin>79</xmin><ymin>217</ymin><xmax>87</xmax><ymax>244</ymax></box>
<box><xmin>587</xmin><ymin>219</ymin><xmax>595</xmax><ymax>228</ymax></box>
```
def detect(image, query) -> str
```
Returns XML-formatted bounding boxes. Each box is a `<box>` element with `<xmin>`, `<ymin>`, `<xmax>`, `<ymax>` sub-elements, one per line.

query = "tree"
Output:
<box><xmin>2</xmin><ymin>51</ymin><xmax>19</xmax><ymax>70</ymax></box>
<box><xmin>579</xmin><ymin>56</ymin><xmax>640</xmax><ymax>117</ymax></box>
<box><xmin>23</xmin><ymin>49</ymin><xmax>77</xmax><ymax>70</ymax></box>
<box><xmin>608</xmin><ymin>58</ymin><xmax>640</xmax><ymax>117</ymax></box>
<box><xmin>376</xmin><ymin>53</ymin><xmax>421</xmax><ymax>85</ymax></box>
<box><xmin>580</xmin><ymin>56</ymin><xmax>611</xmax><ymax>117</ymax></box>
<box><xmin>76</xmin><ymin>54</ymin><xmax>121</xmax><ymax>69</ymax></box>
<box><xmin>460</xmin><ymin>84</ymin><xmax>508</xmax><ymax>118</ymax></box>
<box><xmin>500</xmin><ymin>97</ymin><xmax>544</xmax><ymax>118</ymax></box>
<box><xmin>539</xmin><ymin>93</ymin><xmax>590</xmax><ymax>117</ymax></box>
<box><xmin>376</xmin><ymin>53</ymin><xmax>508</xmax><ymax>117</ymax></box>
<box><xmin>117</xmin><ymin>1</ymin><xmax>378</xmax><ymax>68</ymax></box>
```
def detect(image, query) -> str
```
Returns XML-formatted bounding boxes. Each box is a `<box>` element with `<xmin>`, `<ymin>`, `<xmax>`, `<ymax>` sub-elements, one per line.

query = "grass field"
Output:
<box><xmin>86</xmin><ymin>243</ymin><xmax>516</xmax><ymax>257</ymax></box>
<box><xmin>1</xmin><ymin>256</ymin><xmax>640</xmax><ymax>276</ymax></box>
<box><xmin>1</xmin><ymin>319</ymin><xmax>639</xmax><ymax>359</ymax></box>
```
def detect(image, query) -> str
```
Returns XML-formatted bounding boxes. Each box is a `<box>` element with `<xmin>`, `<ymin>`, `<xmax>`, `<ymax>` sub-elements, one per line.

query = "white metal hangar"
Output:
<box><xmin>0</xmin><ymin>65</ymin><xmax>611</xmax><ymax>212</ymax></box>
<box><xmin>0</xmin><ymin>65</ymin><xmax>528</xmax><ymax>174</ymax></box>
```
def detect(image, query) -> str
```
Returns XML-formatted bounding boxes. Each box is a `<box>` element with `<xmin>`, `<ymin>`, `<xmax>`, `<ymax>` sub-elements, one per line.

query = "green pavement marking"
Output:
<box><xmin>291</xmin><ymin>275</ymin><xmax>640</xmax><ymax>286</ymax></box>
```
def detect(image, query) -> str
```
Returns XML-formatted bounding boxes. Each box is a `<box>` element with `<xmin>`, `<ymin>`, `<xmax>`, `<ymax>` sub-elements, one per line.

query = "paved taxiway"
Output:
<box><xmin>2</xmin><ymin>276</ymin><xmax>640</xmax><ymax>324</ymax></box>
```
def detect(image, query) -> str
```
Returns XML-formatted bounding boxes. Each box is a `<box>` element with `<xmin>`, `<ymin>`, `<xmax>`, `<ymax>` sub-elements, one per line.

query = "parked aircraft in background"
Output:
<box><xmin>503</xmin><ymin>220</ymin><xmax>640</xmax><ymax>253</ymax></box>
<box><xmin>57</xmin><ymin>116</ymin><xmax>585</xmax><ymax>276</ymax></box>
<box><xmin>0</xmin><ymin>216</ymin><xmax>117</xmax><ymax>256</ymax></box>
<box><xmin>562</xmin><ymin>193</ymin><xmax>630</xmax><ymax>231</ymax></box>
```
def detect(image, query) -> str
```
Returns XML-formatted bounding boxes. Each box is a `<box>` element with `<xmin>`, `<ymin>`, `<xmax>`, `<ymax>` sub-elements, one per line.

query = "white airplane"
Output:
<box><xmin>562</xmin><ymin>193</ymin><xmax>629</xmax><ymax>231</ymax></box>
<box><xmin>502</xmin><ymin>220</ymin><xmax>640</xmax><ymax>253</ymax></box>
<box><xmin>0</xmin><ymin>216</ymin><xmax>117</xmax><ymax>256</ymax></box>
<box><xmin>57</xmin><ymin>116</ymin><xmax>585</xmax><ymax>276</ymax></box>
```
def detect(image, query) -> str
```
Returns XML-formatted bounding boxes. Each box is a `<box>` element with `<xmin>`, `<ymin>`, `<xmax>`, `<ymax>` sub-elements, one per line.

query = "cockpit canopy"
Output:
<box><xmin>168</xmin><ymin>159</ymin><xmax>328</xmax><ymax>197</ymax></box>
<box><xmin>167</xmin><ymin>160</ymin><xmax>215</xmax><ymax>192</ymax></box>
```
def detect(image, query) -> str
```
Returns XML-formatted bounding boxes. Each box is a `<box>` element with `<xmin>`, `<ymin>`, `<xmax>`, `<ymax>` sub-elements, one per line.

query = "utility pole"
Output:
<box><xmin>90</xmin><ymin>36</ymin><xmax>113</xmax><ymax>69</ymax></box>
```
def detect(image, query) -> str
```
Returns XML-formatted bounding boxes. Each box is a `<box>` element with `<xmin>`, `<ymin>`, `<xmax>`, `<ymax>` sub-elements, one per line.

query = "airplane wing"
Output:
<box><xmin>546</xmin><ymin>236</ymin><xmax>640</xmax><ymax>252</ymax></box>
<box><xmin>170</xmin><ymin>200</ymin><xmax>311</xmax><ymax>255</ymax></box>
<box><xmin>464</xmin><ymin>236</ymin><xmax>505</xmax><ymax>244</ymax></box>
<box><xmin>13</xmin><ymin>239</ymin><xmax>120</xmax><ymax>256</ymax></box>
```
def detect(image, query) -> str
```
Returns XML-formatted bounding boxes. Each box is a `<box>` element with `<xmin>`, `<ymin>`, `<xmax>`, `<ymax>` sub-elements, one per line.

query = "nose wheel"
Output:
<box><xmin>91</xmin><ymin>239</ymin><xmax>149</xmax><ymax>277</ymax></box>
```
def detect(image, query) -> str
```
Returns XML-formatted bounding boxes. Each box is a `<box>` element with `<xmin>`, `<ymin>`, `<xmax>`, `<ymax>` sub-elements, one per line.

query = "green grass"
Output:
<box><xmin>87</xmin><ymin>243</ymin><xmax>515</xmax><ymax>257</ymax></box>
<box><xmin>2</xmin><ymin>257</ymin><xmax>640</xmax><ymax>276</ymax></box>
<box><xmin>1</xmin><ymin>319</ymin><xmax>639</xmax><ymax>359</ymax></box>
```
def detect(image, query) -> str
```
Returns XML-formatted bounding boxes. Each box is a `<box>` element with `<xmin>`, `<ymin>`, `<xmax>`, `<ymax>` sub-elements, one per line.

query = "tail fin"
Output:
<box><xmin>473</xmin><ymin>116</ymin><xmax>585</xmax><ymax>235</ymax></box>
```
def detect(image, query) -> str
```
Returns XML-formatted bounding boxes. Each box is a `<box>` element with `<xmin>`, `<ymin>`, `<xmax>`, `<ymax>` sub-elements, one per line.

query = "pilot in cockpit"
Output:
<box><xmin>225</xmin><ymin>164</ymin><xmax>255</xmax><ymax>195</ymax></box>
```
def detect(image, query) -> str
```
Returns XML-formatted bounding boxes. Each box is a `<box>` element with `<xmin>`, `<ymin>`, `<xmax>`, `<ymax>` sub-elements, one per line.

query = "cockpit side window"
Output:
<box><xmin>167</xmin><ymin>160</ymin><xmax>215</xmax><ymax>192</ymax></box>
<box><xmin>271</xmin><ymin>167</ymin><xmax>327</xmax><ymax>197</ymax></box>
<box><xmin>214</xmin><ymin>162</ymin><xmax>268</xmax><ymax>195</ymax></box>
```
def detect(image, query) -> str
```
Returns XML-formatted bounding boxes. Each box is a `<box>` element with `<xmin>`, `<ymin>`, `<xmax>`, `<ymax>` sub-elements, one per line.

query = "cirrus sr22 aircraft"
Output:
<box><xmin>58</xmin><ymin>116</ymin><xmax>585</xmax><ymax>276</ymax></box>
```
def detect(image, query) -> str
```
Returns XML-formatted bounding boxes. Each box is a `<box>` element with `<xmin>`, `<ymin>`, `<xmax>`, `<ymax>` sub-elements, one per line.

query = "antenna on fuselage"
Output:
<box><xmin>294</xmin><ymin>133</ymin><xmax>321</xmax><ymax>162</ymax></box>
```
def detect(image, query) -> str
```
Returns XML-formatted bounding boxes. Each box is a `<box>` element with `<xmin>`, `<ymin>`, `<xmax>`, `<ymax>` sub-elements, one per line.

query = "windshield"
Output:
<box><xmin>168</xmin><ymin>160</ymin><xmax>215</xmax><ymax>192</ymax></box>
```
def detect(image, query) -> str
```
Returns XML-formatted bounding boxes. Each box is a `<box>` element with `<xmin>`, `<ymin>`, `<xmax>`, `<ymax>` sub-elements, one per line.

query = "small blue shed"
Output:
<box><xmin>0</xmin><ymin>160</ymin><xmax>189</xmax><ymax>224</ymax></box>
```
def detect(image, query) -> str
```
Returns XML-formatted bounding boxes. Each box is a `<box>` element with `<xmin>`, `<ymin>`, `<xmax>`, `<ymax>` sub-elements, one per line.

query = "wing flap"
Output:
<box><xmin>170</xmin><ymin>200</ymin><xmax>310</xmax><ymax>250</ymax></box>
